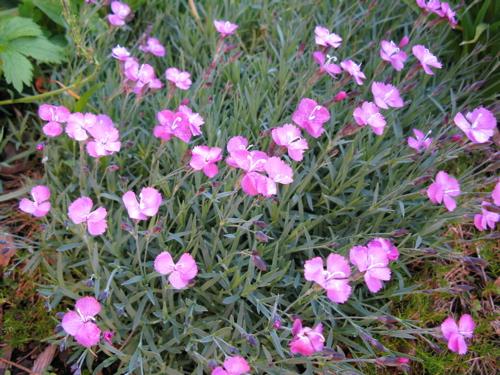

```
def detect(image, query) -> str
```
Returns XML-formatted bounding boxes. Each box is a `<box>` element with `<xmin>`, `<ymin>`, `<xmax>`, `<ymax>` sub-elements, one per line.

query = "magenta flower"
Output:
<box><xmin>264</xmin><ymin>157</ymin><xmax>293</xmax><ymax>184</ymax></box>
<box><xmin>289</xmin><ymin>319</ymin><xmax>325</xmax><ymax>356</ymax></box>
<box><xmin>131</xmin><ymin>63</ymin><xmax>163</xmax><ymax>95</ymax></box>
<box><xmin>111</xmin><ymin>45</ymin><xmax>130</xmax><ymax>61</ymax></box>
<box><xmin>86</xmin><ymin>115</ymin><xmax>121</xmax><ymax>158</ymax></box>
<box><xmin>211</xmin><ymin>356</ymin><xmax>250</xmax><ymax>375</ymax></box>
<box><xmin>213</xmin><ymin>20</ymin><xmax>239</xmax><ymax>38</ymax></box>
<box><xmin>291</xmin><ymin>98</ymin><xmax>330</xmax><ymax>138</ymax></box>
<box><xmin>439</xmin><ymin>2</ymin><xmax>458</xmax><ymax>28</ymax></box>
<box><xmin>122</xmin><ymin>187</ymin><xmax>162</xmax><ymax>221</ymax></box>
<box><xmin>493</xmin><ymin>181</ymin><xmax>500</xmax><ymax>206</ymax></box>
<box><xmin>19</xmin><ymin>185</ymin><xmax>51</xmax><ymax>217</ymax></box>
<box><xmin>103</xmin><ymin>330</ymin><xmax>114</xmax><ymax>344</ymax></box>
<box><xmin>314</xmin><ymin>26</ymin><xmax>342</xmax><ymax>48</ymax></box>
<box><xmin>190</xmin><ymin>146</ymin><xmax>223</xmax><ymax>178</ymax></box>
<box><xmin>139</xmin><ymin>37</ymin><xmax>166</xmax><ymax>57</ymax></box>
<box><xmin>416</xmin><ymin>0</ymin><xmax>441</xmax><ymax>13</ymax></box>
<box><xmin>66</xmin><ymin>112</ymin><xmax>97</xmax><ymax>141</ymax></box>
<box><xmin>154</xmin><ymin>251</ymin><xmax>198</xmax><ymax>289</ymax></box>
<box><xmin>349</xmin><ymin>245</ymin><xmax>391</xmax><ymax>293</ymax></box>
<box><xmin>441</xmin><ymin>314</ymin><xmax>475</xmax><ymax>355</ymax></box>
<box><xmin>271</xmin><ymin>124</ymin><xmax>308</xmax><ymax>161</ymax></box>
<box><xmin>334</xmin><ymin>91</ymin><xmax>348</xmax><ymax>102</ymax></box>
<box><xmin>427</xmin><ymin>171</ymin><xmax>461</xmax><ymax>212</ymax></box>
<box><xmin>340</xmin><ymin>59</ymin><xmax>366</xmax><ymax>85</ymax></box>
<box><xmin>153</xmin><ymin>110</ymin><xmax>192</xmax><ymax>143</ymax></box>
<box><xmin>226</xmin><ymin>136</ymin><xmax>249</xmax><ymax>168</ymax></box>
<box><xmin>61</xmin><ymin>296</ymin><xmax>101</xmax><ymax>348</ymax></box>
<box><xmin>229</xmin><ymin>149</ymin><xmax>268</xmax><ymax>173</ymax></box>
<box><xmin>474</xmin><ymin>201</ymin><xmax>499</xmax><ymax>231</ymax></box>
<box><xmin>178</xmin><ymin>105</ymin><xmax>205</xmax><ymax>136</ymax></box>
<box><xmin>408</xmin><ymin>129</ymin><xmax>432</xmax><ymax>152</ymax></box>
<box><xmin>68</xmin><ymin>197</ymin><xmax>107</xmax><ymax>236</ymax></box>
<box><xmin>312</xmin><ymin>51</ymin><xmax>342</xmax><ymax>77</ymax></box>
<box><xmin>367</xmin><ymin>238</ymin><xmax>399</xmax><ymax>261</ymax></box>
<box><xmin>241</xmin><ymin>172</ymin><xmax>277</xmax><ymax>197</ymax></box>
<box><xmin>412</xmin><ymin>45</ymin><xmax>442</xmax><ymax>75</ymax></box>
<box><xmin>39</xmin><ymin>104</ymin><xmax>70</xmax><ymax>138</ymax></box>
<box><xmin>165</xmin><ymin>67</ymin><xmax>192</xmax><ymax>90</ymax></box>
<box><xmin>107</xmin><ymin>1</ymin><xmax>131</xmax><ymax>27</ymax></box>
<box><xmin>453</xmin><ymin>107</ymin><xmax>497</xmax><ymax>144</ymax></box>
<box><xmin>353</xmin><ymin>101</ymin><xmax>387</xmax><ymax>135</ymax></box>
<box><xmin>380</xmin><ymin>40</ymin><xmax>408</xmax><ymax>71</ymax></box>
<box><xmin>371</xmin><ymin>82</ymin><xmax>404</xmax><ymax>109</ymax></box>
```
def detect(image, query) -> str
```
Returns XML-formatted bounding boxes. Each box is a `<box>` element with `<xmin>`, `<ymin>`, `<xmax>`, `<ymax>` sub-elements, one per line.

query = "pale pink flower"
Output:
<box><xmin>340</xmin><ymin>59</ymin><xmax>366</xmax><ymax>85</ymax></box>
<box><xmin>380</xmin><ymin>40</ymin><xmax>408</xmax><ymax>71</ymax></box>
<box><xmin>19</xmin><ymin>185</ymin><xmax>51</xmax><ymax>217</ymax></box>
<box><xmin>68</xmin><ymin>197</ymin><xmax>108</xmax><ymax>236</ymax></box>
<box><xmin>474</xmin><ymin>201</ymin><xmax>499</xmax><ymax>231</ymax></box>
<box><xmin>190</xmin><ymin>146</ymin><xmax>223</xmax><ymax>178</ymax></box>
<box><xmin>139</xmin><ymin>37</ymin><xmax>166</xmax><ymax>57</ymax></box>
<box><xmin>353</xmin><ymin>101</ymin><xmax>386</xmax><ymax>135</ymax></box>
<box><xmin>264</xmin><ymin>157</ymin><xmax>293</xmax><ymax>184</ymax></box>
<box><xmin>165</xmin><ymin>67</ymin><xmax>192</xmax><ymax>90</ymax></box>
<box><xmin>133</xmin><ymin>63</ymin><xmax>163</xmax><ymax>95</ymax></box>
<box><xmin>230</xmin><ymin>150</ymin><xmax>268</xmax><ymax>173</ymax></box>
<box><xmin>103</xmin><ymin>330</ymin><xmax>114</xmax><ymax>344</ymax></box>
<box><xmin>412</xmin><ymin>45</ymin><xmax>442</xmax><ymax>75</ymax></box>
<box><xmin>211</xmin><ymin>356</ymin><xmax>250</xmax><ymax>375</ymax></box>
<box><xmin>441</xmin><ymin>314</ymin><xmax>475</xmax><ymax>355</ymax></box>
<box><xmin>213</xmin><ymin>20</ymin><xmax>239</xmax><ymax>37</ymax></box>
<box><xmin>314</xmin><ymin>26</ymin><xmax>342</xmax><ymax>48</ymax></box>
<box><xmin>38</xmin><ymin>104</ymin><xmax>70</xmax><ymax>123</ymax></box>
<box><xmin>408</xmin><ymin>129</ymin><xmax>432</xmax><ymax>152</ymax></box>
<box><xmin>427</xmin><ymin>171</ymin><xmax>460</xmax><ymax>212</ymax></box>
<box><xmin>367</xmin><ymin>238</ymin><xmax>399</xmax><ymax>261</ymax></box>
<box><xmin>86</xmin><ymin>115</ymin><xmax>121</xmax><ymax>158</ymax></box>
<box><xmin>453</xmin><ymin>107</ymin><xmax>497</xmax><ymax>144</ymax></box>
<box><xmin>492</xmin><ymin>181</ymin><xmax>500</xmax><ymax>206</ymax></box>
<box><xmin>291</xmin><ymin>98</ymin><xmax>330</xmax><ymax>138</ymax></box>
<box><xmin>111</xmin><ymin>45</ymin><xmax>130</xmax><ymax>61</ymax></box>
<box><xmin>312</xmin><ymin>51</ymin><xmax>342</xmax><ymax>77</ymax></box>
<box><xmin>61</xmin><ymin>296</ymin><xmax>101</xmax><ymax>348</ymax></box>
<box><xmin>153</xmin><ymin>110</ymin><xmax>192</xmax><ymax>143</ymax></box>
<box><xmin>108</xmin><ymin>1</ymin><xmax>131</xmax><ymax>27</ymax></box>
<box><xmin>349</xmin><ymin>245</ymin><xmax>391</xmax><ymax>293</ymax></box>
<box><xmin>440</xmin><ymin>2</ymin><xmax>458</xmax><ymax>28</ymax></box>
<box><xmin>42</xmin><ymin>122</ymin><xmax>64</xmax><ymax>137</ymax></box>
<box><xmin>290</xmin><ymin>319</ymin><xmax>325</xmax><ymax>356</ymax></box>
<box><xmin>66</xmin><ymin>112</ymin><xmax>97</xmax><ymax>141</ymax></box>
<box><xmin>122</xmin><ymin>187</ymin><xmax>162</xmax><ymax>221</ymax></box>
<box><xmin>226</xmin><ymin>136</ymin><xmax>249</xmax><ymax>168</ymax></box>
<box><xmin>271</xmin><ymin>124</ymin><xmax>308</xmax><ymax>161</ymax></box>
<box><xmin>416</xmin><ymin>0</ymin><xmax>441</xmax><ymax>13</ymax></box>
<box><xmin>371</xmin><ymin>82</ymin><xmax>404</xmax><ymax>109</ymax></box>
<box><xmin>241</xmin><ymin>172</ymin><xmax>277</xmax><ymax>197</ymax></box>
<box><xmin>154</xmin><ymin>251</ymin><xmax>198</xmax><ymax>289</ymax></box>
<box><xmin>123</xmin><ymin>57</ymin><xmax>140</xmax><ymax>81</ymax></box>
<box><xmin>178</xmin><ymin>105</ymin><xmax>204</xmax><ymax>136</ymax></box>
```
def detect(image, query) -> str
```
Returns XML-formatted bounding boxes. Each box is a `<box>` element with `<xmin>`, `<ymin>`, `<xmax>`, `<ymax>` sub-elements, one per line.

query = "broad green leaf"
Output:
<box><xmin>0</xmin><ymin>50</ymin><xmax>33</xmax><ymax>92</ymax></box>
<box><xmin>32</xmin><ymin>0</ymin><xmax>65</xmax><ymax>27</ymax></box>
<box><xmin>9</xmin><ymin>36</ymin><xmax>65</xmax><ymax>63</ymax></box>
<box><xmin>0</xmin><ymin>17</ymin><xmax>42</xmax><ymax>40</ymax></box>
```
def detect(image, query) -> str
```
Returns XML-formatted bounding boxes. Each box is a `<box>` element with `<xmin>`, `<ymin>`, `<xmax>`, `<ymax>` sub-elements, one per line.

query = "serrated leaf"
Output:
<box><xmin>0</xmin><ymin>50</ymin><xmax>33</xmax><ymax>92</ymax></box>
<box><xmin>0</xmin><ymin>17</ymin><xmax>42</xmax><ymax>40</ymax></box>
<box><xmin>9</xmin><ymin>36</ymin><xmax>64</xmax><ymax>63</ymax></box>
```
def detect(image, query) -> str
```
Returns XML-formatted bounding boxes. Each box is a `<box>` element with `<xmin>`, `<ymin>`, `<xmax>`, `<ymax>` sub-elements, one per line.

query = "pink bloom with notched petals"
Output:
<box><xmin>314</xmin><ymin>26</ymin><xmax>342</xmax><ymax>48</ymax></box>
<box><xmin>154</xmin><ymin>251</ymin><xmax>198</xmax><ymax>289</ymax></box>
<box><xmin>380</xmin><ymin>40</ymin><xmax>408</xmax><ymax>71</ymax></box>
<box><xmin>350</xmin><ymin>245</ymin><xmax>391</xmax><ymax>293</ymax></box>
<box><xmin>123</xmin><ymin>57</ymin><xmax>140</xmax><ymax>81</ymax></box>
<box><xmin>165</xmin><ymin>67</ymin><xmax>192</xmax><ymax>90</ymax></box>
<box><xmin>271</xmin><ymin>124</ymin><xmax>309</xmax><ymax>161</ymax></box>
<box><xmin>19</xmin><ymin>185</ymin><xmax>51</xmax><ymax>217</ymax></box>
<box><xmin>290</xmin><ymin>319</ymin><xmax>325</xmax><ymax>356</ymax></box>
<box><xmin>340</xmin><ymin>59</ymin><xmax>366</xmax><ymax>85</ymax></box>
<box><xmin>230</xmin><ymin>150</ymin><xmax>268</xmax><ymax>173</ymax></box>
<box><xmin>427</xmin><ymin>171</ymin><xmax>460</xmax><ymax>212</ymax></box>
<box><xmin>213</xmin><ymin>20</ymin><xmax>239</xmax><ymax>38</ymax></box>
<box><xmin>38</xmin><ymin>104</ymin><xmax>70</xmax><ymax>123</ymax></box>
<box><xmin>153</xmin><ymin>110</ymin><xmax>192</xmax><ymax>143</ymax></box>
<box><xmin>371</xmin><ymin>82</ymin><xmax>404</xmax><ymax>109</ymax></box>
<box><xmin>265</xmin><ymin>157</ymin><xmax>293</xmax><ymax>184</ymax></box>
<box><xmin>42</xmin><ymin>122</ymin><xmax>64</xmax><ymax>137</ymax></box>
<box><xmin>68</xmin><ymin>197</ymin><xmax>108</xmax><ymax>236</ymax></box>
<box><xmin>122</xmin><ymin>187</ymin><xmax>162</xmax><ymax>221</ymax></box>
<box><xmin>440</xmin><ymin>3</ymin><xmax>458</xmax><ymax>28</ymax></box>
<box><xmin>108</xmin><ymin>1</ymin><xmax>131</xmax><ymax>27</ymax></box>
<box><xmin>292</xmin><ymin>98</ymin><xmax>330</xmax><ymax>138</ymax></box>
<box><xmin>178</xmin><ymin>105</ymin><xmax>204</xmax><ymax>136</ymax></box>
<box><xmin>408</xmin><ymin>129</ymin><xmax>432</xmax><ymax>152</ymax></box>
<box><xmin>367</xmin><ymin>238</ymin><xmax>399</xmax><ymax>261</ymax></box>
<box><xmin>190</xmin><ymin>146</ymin><xmax>223</xmax><ymax>178</ymax></box>
<box><xmin>86</xmin><ymin>115</ymin><xmax>121</xmax><ymax>158</ymax></box>
<box><xmin>474</xmin><ymin>201</ymin><xmax>499</xmax><ymax>231</ymax></box>
<box><xmin>211</xmin><ymin>356</ymin><xmax>250</xmax><ymax>375</ymax></box>
<box><xmin>493</xmin><ymin>181</ymin><xmax>500</xmax><ymax>206</ymax></box>
<box><xmin>226</xmin><ymin>136</ymin><xmax>249</xmax><ymax>168</ymax></box>
<box><xmin>132</xmin><ymin>63</ymin><xmax>163</xmax><ymax>95</ymax></box>
<box><xmin>412</xmin><ymin>45</ymin><xmax>442</xmax><ymax>75</ymax></box>
<box><xmin>453</xmin><ymin>107</ymin><xmax>497</xmax><ymax>144</ymax></box>
<box><xmin>61</xmin><ymin>296</ymin><xmax>101</xmax><ymax>348</ymax></box>
<box><xmin>66</xmin><ymin>112</ymin><xmax>97</xmax><ymax>141</ymax></box>
<box><xmin>139</xmin><ymin>37</ymin><xmax>166</xmax><ymax>57</ymax></box>
<box><xmin>313</xmin><ymin>51</ymin><xmax>342</xmax><ymax>77</ymax></box>
<box><xmin>353</xmin><ymin>101</ymin><xmax>387</xmax><ymax>135</ymax></box>
<box><xmin>241</xmin><ymin>172</ymin><xmax>277</xmax><ymax>197</ymax></box>
<box><xmin>441</xmin><ymin>314</ymin><xmax>475</xmax><ymax>355</ymax></box>
<box><xmin>111</xmin><ymin>45</ymin><xmax>130</xmax><ymax>61</ymax></box>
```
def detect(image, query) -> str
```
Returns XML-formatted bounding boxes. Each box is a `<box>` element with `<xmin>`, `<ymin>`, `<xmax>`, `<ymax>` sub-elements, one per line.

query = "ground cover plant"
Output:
<box><xmin>1</xmin><ymin>0</ymin><xmax>499</xmax><ymax>374</ymax></box>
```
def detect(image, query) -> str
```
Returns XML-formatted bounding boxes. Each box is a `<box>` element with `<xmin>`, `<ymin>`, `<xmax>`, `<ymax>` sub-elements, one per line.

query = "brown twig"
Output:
<box><xmin>0</xmin><ymin>357</ymin><xmax>37</xmax><ymax>375</ymax></box>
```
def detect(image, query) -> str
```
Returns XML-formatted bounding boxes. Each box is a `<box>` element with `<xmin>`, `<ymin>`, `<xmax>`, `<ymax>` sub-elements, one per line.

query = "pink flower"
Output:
<box><xmin>132</xmin><ymin>63</ymin><xmax>163</xmax><ymax>95</ymax></box>
<box><xmin>139</xmin><ymin>37</ymin><xmax>166</xmax><ymax>57</ymax></box>
<box><xmin>42</xmin><ymin>122</ymin><xmax>64</xmax><ymax>137</ymax></box>
<box><xmin>313</xmin><ymin>51</ymin><xmax>342</xmax><ymax>77</ymax></box>
<box><xmin>271</xmin><ymin>124</ymin><xmax>308</xmax><ymax>161</ymax></box>
<box><xmin>340</xmin><ymin>60</ymin><xmax>366</xmax><ymax>85</ymax></box>
<box><xmin>108</xmin><ymin>1</ymin><xmax>131</xmax><ymax>27</ymax></box>
<box><xmin>440</xmin><ymin>2</ymin><xmax>458</xmax><ymax>28</ymax></box>
<box><xmin>165</xmin><ymin>67</ymin><xmax>192</xmax><ymax>90</ymax></box>
<box><xmin>111</xmin><ymin>45</ymin><xmax>130</xmax><ymax>61</ymax></box>
<box><xmin>190</xmin><ymin>146</ymin><xmax>223</xmax><ymax>178</ymax></box>
<box><xmin>241</xmin><ymin>172</ymin><xmax>276</xmax><ymax>197</ymax></box>
<box><xmin>291</xmin><ymin>98</ymin><xmax>330</xmax><ymax>138</ymax></box>
<box><xmin>229</xmin><ymin>149</ymin><xmax>268</xmax><ymax>173</ymax></box>
<box><xmin>211</xmin><ymin>356</ymin><xmax>250</xmax><ymax>375</ymax></box>
<box><xmin>427</xmin><ymin>171</ymin><xmax>461</xmax><ymax>212</ymax></box>
<box><xmin>380</xmin><ymin>40</ymin><xmax>408</xmax><ymax>71</ymax></box>
<box><xmin>441</xmin><ymin>314</ymin><xmax>475</xmax><ymax>355</ymax></box>
<box><xmin>68</xmin><ymin>197</ymin><xmax>108</xmax><ymax>236</ymax></box>
<box><xmin>453</xmin><ymin>107</ymin><xmax>497</xmax><ymax>144</ymax></box>
<box><xmin>178</xmin><ymin>105</ymin><xmax>204</xmax><ymax>136</ymax></box>
<box><xmin>367</xmin><ymin>238</ymin><xmax>399</xmax><ymax>261</ymax></box>
<box><xmin>66</xmin><ymin>112</ymin><xmax>97</xmax><ymax>141</ymax></box>
<box><xmin>86</xmin><ymin>115</ymin><xmax>121</xmax><ymax>158</ymax></box>
<box><xmin>399</xmin><ymin>36</ymin><xmax>410</xmax><ymax>48</ymax></box>
<box><xmin>154</xmin><ymin>251</ymin><xmax>198</xmax><ymax>289</ymax></box>
<box><xmin>493</xmin><ymin>181</ymin><xmax>500</xmax><ymax>206</ymax></box>
<box><xmin>264</xmin><ymin>157</ymin><xmax>294</xmax><ymax>184</ymax></box>
<box><xmin>416</xmin><ymin>0</ymin><xmax>441</xmax><ymax>13</ymax></box>
<box><xmin>289</xmin><ymin>319</ymin><xmax>325</xmax><ymax>356</ymax></box>
<box><xmin>226</xmin><ymin>136</ymin><xmax>249</xmax><ymax>168</ymax></box>
<box><xmin>61</xmin><ymin>296</ymin><xmax>101</xmax><ymax>348</ymax></box>
<box><xmin>353</xmin><ymin>101</ymin><xmax>386</xmax><ymax>135</ymax></box>
<box><xmin>103</xmin><ymin>330</ymin><xmax>114</xmax><ymax>344</ymax></box>
<box><xmin>334</xmin><ymin>91</ymin><xmax>348</xmax><ymax>102</ymax></box>
<box><xmin>153</xmin><ymin>110</ymin><xmax>192</xmax><ymax>143</ymax></box>
<box><xmin>19</xmin><ymin>185</ymin><xmax>51</xmax><ymax>217</ymax></box>
<box><xmin>213</xmin><ymin>20</ymin><xmax>239</xmax><ymax>37</ymax></box>
<box><xmin>474</xmin><ymin>201</ymin><xmax>499</xmax><ymax>231</ymax></box>
<box><xmin>38</xmin><ymin>104</ymin><xmax>70</xmax><ymax>123</ymax></box>
<box><xmin>371</xmin><ymin>82</ymin><xmax>404</xmax><ymax>109</ymax></box>
<box><xmin>408</xmin><ymin>129</ymin><xmax>432</xmax><ymax>152</ymax></box>
<box><xmin>122</xmin><ymin>187</ymin><xmax>162</xmax><ymax>221</ymax></box>
<box><xmin>349</xmin><ymin>245</ymin><xmax>391</xmax><ymax>293</ymax></box>
<box><xmin>412</xmin><ymin>45</ymin><xmax>442</xmax><ymax>75</ymax></box>
<box><xmin>314</xmin><ymin>26</ymin><xmax>342</xmax><ymax>48</ymax></box>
